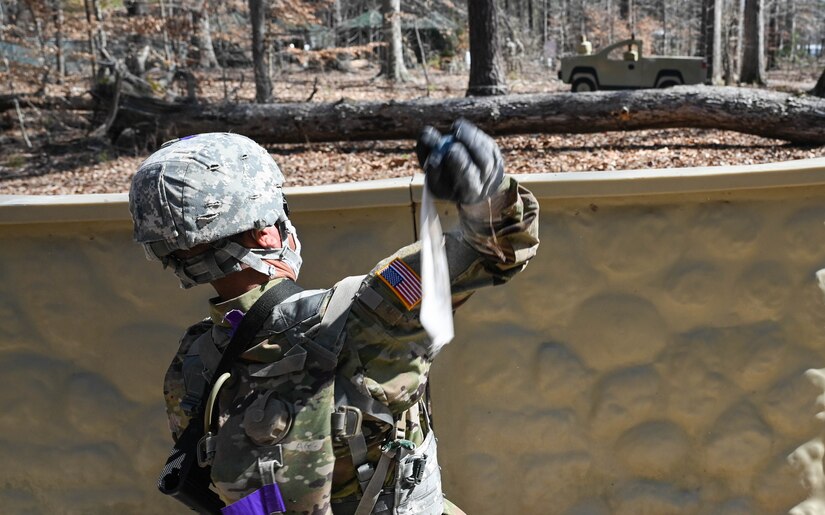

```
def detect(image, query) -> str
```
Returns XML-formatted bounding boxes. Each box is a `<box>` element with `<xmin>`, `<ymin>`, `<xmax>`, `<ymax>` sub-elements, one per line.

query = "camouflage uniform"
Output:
<box><xmin>162</xmin><ymin>175</ymin><xmax>540</xmax><ymax>514</ymax></box>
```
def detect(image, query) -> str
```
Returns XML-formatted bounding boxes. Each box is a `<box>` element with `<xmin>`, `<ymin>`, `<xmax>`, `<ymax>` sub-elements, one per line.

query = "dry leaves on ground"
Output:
<box><xmin>4</xmin><ymin>128</ymin><xmax>821</xmax><ymax>196</ymax></box>
<box><xmin>1</xmin><ymin>67</ymin><xmax>824</xmax><ymax>195</ymax></box>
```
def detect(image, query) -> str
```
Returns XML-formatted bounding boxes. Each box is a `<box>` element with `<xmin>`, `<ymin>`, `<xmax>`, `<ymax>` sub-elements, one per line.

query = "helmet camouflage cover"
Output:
<box><xmin>129</xmin><ymin>133</ymin><xmax>300</xmax><ymax>287</ymax></box>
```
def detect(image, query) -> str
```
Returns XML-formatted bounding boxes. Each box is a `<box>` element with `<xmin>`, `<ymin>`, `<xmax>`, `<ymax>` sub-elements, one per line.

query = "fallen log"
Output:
<box><xmin>0</xmin><ymin>94</ymin><xmax>95</xmax><ymax>112</ymax></box>
<box><xmin>108</xmin><ymin>85</ymin><xmax>825</xmax><ymax>145</ymax></box>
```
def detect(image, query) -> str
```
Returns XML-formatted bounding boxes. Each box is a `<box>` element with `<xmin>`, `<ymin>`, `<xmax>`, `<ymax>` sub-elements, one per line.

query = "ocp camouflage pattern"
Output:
<box><xmin>162</xmin><ymin>175</ymin><xmax>540</xmax><ymax>514</ymax></box>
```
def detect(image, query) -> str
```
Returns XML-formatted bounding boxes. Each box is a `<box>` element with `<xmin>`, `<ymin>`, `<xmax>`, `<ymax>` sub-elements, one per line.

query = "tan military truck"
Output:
<box><xmin>559</xmin><ymin>37</ymin><xmax>708</xmax><ymax>92</ymax></box>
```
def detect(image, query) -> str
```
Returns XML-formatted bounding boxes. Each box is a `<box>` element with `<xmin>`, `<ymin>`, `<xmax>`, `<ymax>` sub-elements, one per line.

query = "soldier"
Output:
<box><xmin>129</xmin><ymin>120</ymin><xmax>539</xmax><ymax>515</ymax></box>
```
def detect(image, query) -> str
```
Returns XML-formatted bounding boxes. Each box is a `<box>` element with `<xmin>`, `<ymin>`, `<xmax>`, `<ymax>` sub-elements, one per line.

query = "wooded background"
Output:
<box><xmin>2</xmin><ymin>0</ymin><xmax>823</xmax><ymax>99</ymax></box>
<box><xmin>1</xmin><ymin>0</ymin><xmax>824</xmax><ymax>174</ymax></box>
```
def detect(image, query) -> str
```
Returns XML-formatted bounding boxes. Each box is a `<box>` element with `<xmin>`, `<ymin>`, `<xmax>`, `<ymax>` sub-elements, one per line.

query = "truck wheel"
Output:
<box><xmin>657</xmin><ymin>77</ymin><xmax>681</xmax><ymax>88</ymax></box>
<box><xmin>571</xmin><ymin>77</ymin><xmax>597</xmax><ymax>92</ymax></box>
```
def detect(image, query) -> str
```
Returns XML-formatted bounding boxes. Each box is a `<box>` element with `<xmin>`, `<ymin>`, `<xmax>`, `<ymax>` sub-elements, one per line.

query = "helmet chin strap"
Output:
<box><xmin>167</xmin><ymin>220</ymin><xmax>303</xmax><ymax>289</ymax></box>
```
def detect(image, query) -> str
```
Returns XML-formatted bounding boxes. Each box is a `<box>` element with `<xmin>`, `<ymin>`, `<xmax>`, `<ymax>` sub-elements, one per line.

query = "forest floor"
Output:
<box><xmin>1</xmin><ymin>62</ymin><xmax>824</xmax><ymax>195</ymax></box>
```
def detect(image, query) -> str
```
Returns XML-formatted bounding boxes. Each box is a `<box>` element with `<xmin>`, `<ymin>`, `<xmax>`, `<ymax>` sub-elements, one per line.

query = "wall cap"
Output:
<box><xmin>4</xmin><ymin>158</ymin><xmax>825</xmax><ymax>225</ymax></box>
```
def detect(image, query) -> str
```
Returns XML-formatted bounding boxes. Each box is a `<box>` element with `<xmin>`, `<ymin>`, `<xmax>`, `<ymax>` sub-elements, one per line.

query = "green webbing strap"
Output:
<box><xmin>310</xmin><ymin>275</ymin><xmax>365</xmax><ymax>370</ymax></box>
<box><xmin>334</xmin><ymin>377</ymin><xmax>383</xmax><ymax>494</ymax></box>
<box><xmin>349</xmin><ymin>431</ymin><xmax>372</xmax><ymax>493</ymax></box>
<box><xmin>353</xmin><ymin>446</ymin><xmax>398</xmax><ymax>515</ymax></box>
<box><xmin>353</xmin><ymin>440</ymin><xmax>416</xmax><ymax>515</ymax></box>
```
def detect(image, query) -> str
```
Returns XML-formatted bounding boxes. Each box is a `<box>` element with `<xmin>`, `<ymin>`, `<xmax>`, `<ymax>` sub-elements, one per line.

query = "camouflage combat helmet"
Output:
<box><xmin>129</xmin><ymin>133</ymin><xmax>302</xmax><ymax>288</ymax></box>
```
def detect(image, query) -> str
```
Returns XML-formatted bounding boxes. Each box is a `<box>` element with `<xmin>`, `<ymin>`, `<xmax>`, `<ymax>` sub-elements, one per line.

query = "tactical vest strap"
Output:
<box><xmin>330</xmin><ymin>275</ymin><xmax>397</xmax><ymax>504</ymax></box>
<box><xmin>334</xmin><ymin>372</ymin><xmax>398</xmax><ymax>494</ymax></box>
<box><xmin>312</xmin><ymin>275</ymin><xmax>365</xmax><ymax>370</ymax></box>
<box><xmin>319</xmin><ymin>276</ymin><xmax>364</xmax><ymax>342</ymax></box>
<box><xmin>213</xmin><ymin>278</ymin><xmax>304</xmax><ymax>381</ymax></box>
<box><xmin>198</xmin><ymin>335</ymin><xmax>223</xmax><ymax>383</ymax></box>
<box><xmin>354</xmin><ymin>445</ymin><xmax>399</xmax><ymax>515</ymax></box>
<box><xmin>395</xmin><ymin>410</ymin><xmax>407</xmax><ymax>441</ymax></box>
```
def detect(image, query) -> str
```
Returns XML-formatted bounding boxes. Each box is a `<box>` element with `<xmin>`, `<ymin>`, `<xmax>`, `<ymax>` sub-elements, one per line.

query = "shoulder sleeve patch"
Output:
<box><xmin>375</xmin><ymin>258</ymin><xmax>422</xmax><ymax>310</ymax></box>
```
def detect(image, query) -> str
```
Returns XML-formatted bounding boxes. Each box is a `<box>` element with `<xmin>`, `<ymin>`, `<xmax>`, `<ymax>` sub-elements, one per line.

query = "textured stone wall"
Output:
<box><xmin>0</xmin><ymin>202</ymin><xmax>416</xmax><ymax>514</ymax></box>
<box><xmin>2</xmin><ymin>166</ymin><xmax>825</xmax><ymax>514</ymax></box>
<box><xmin>432</xmin><ymin>187</ymin><xmax>825</xmax><ymax>515</ymax></box>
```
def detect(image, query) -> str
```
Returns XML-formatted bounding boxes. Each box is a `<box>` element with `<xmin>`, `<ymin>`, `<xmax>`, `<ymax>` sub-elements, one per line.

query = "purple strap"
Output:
<box><xmin>223</xmin><ymin>309</ymin><xmax>246</xmax><ymax>336</ymax></box>
<box><xmin>221</xmin><ymin>484</ymin><xmax>286</xmax><ymax>515</ymax></box>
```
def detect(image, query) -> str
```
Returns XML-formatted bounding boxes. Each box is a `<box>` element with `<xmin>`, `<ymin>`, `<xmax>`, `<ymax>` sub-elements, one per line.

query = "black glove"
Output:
<box><xmin>415</xmin><ymin>119</ymin><xmax>504</xmax><ymax>204</ymax></box>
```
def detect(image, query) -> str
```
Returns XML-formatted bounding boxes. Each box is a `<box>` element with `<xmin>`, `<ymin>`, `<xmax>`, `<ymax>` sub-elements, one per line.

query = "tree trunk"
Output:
<box><xmin>91</xmin><ymin>0</ymin><xmax>109</xmax><ymax>59</ymax></box>
<box><xmin>766</xmin><ymin>0</ymin><xmax>779</xmax><ymax>70</ymax></box>
<box><xmin>734</xmin><ymin>0</ymin><xmax>744</xmax><ymax>77</ymax></box>
<box><xmin>249</xmin><ymin>0</ymin><xmax>272</xmax><ymax>103</ymax></box>
<box><xmin>466</xmin><ymin>0</ymin><xmax>508</xmax><ymax>96</ymax></box>
<box><xmin>332</xmin><ymin>0</ymin><xmax>342</xmax><ymax>45</ymax></box>
<box><xmin>123</xmin><ymin>0</ymin><xmax>151</xmax><ymax>77</ymax></box>
<box><xmin>812</xmin><ymin>68</ymin><xmax>825</xmax><ymax>98</ymax></box>
<box><xmin>380</xmin><ymin>0</ymin><xmax>408</xmax><ymax>82</ymax></box>
<box><xmin>83</xmin><ymin>0</ymin><xmax>97</xmax><ymax>78</ymax></box>
<box><xmin>740</xmin><ymin>0</ymin><xmax>765</xmax><ymax>85</ymax></box>
<box><xmin>125</xmin><ymin>0</ymin><xmax>148</xmax><ymax>16</ymax></box>
<box><xmin>785</xmin><ymin>0</ymin><xmax>796</xmax><ymax>63</ymax></box>
<box><xmin>158</xmin><ymin>0</ymin><xmax>172</xmax><ymax>63</ymax></box>
<box><xmin>712</xmin><ymin>0</ymin><xmax>723</xmax><ymax>82</ymax></box>
<box><xmin>192</xmin><ymin>0</ymin><xmax>219</xmax><ymax>69</ymax></box>
<box><xmin>700</xmin><ymin>0</ymin><xmax>723</xmax><ymax>82</ymax></box>
<box><xmin>108</xmin><ymin>86</ymin><xmax>825</xmax><ymax>145</ymax></box>
<box><xmin>607</xmin><ymin>0</ymin><xmax>613</xmax><ymax>42</ymax></box>
<box><xmin>619</xmin><ymin>0</ymin><xmax>630</xmax><ymax>19</ymax></box>
<box><xmin>0</xmin><ymin>93</ymin><xmax>94</xmax><ymax>111</ymax></box>
<box><xmin>52</xmin><ymin>0</ymin><xmax>65</xmax><ymax>82</ymax></box>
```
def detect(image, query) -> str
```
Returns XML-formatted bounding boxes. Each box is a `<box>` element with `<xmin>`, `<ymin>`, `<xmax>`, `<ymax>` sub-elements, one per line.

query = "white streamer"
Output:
<box><xmin>419</xmin><ymin>182</ymin><xmax>454</xmax><ymax>356</ymax></box>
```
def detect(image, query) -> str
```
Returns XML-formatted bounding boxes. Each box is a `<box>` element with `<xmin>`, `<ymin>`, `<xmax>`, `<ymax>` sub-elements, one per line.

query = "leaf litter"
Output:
<box><xmin>1</xmin><ymin>68</ymin><xmax>823</xmax><ymax>195</ymax></box>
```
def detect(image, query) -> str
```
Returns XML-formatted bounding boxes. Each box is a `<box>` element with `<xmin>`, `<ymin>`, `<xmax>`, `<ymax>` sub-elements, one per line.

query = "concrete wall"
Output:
<box><xmin>2</xmin><ymin>159</ymin><xmax>825</xmax><ymax>514</ymax></box>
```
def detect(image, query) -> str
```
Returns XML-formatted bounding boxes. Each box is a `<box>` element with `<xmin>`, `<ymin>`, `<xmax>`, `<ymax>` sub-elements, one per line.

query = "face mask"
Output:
<box><xmin>165</xmin><ymin>219</ymin><xmax>303</xmax><ymax>289</ymax></box>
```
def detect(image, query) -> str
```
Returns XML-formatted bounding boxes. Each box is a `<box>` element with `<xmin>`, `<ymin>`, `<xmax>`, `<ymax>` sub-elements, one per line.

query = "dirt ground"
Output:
<box><xmin>1</xmin><ymin>64</ymin><xmax>824</xmax><ymax>195</ymax></box>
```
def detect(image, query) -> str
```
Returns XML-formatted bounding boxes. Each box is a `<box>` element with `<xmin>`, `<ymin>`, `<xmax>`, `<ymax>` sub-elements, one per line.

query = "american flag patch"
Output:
<box><xmin>376</xmin><ymin>258</ymin><xmax>422</xmax><ymax>310</ymax></box>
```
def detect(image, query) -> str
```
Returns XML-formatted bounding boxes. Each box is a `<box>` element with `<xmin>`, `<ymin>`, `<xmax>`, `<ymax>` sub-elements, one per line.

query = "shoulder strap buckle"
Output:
<box><xmin>196</xmin><ymin>431</ymin><xmax>217</xmax><ymax>467</ymax></box>
<box><xmin>332</xmin><ymin>405</ymin><xmax>363</xmax><ymax>440</ymax></box>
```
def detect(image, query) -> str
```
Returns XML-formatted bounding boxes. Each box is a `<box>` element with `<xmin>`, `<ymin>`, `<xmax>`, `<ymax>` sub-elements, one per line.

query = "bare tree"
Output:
<box><xmin>123</xmin><ymin>0</ymin><xmax>151</xmax><ymax>76</ymax></box>
<box><xmin>784</xmin><ymin>0</ymin><xmax>796</xmax><ymax>63</ymax></box>
<box><xmin>192</xmin><ymin>0</ymin><xmax>219</xmax><ymax>69</ymax></box>
<box><xmin>765</xmin><ymin>0</ymin><xmax>779</xmax><ymax>69</ymax></box>
<box><xmin>813</xmin><ymin>68</ymin><xmax>825</xmax><ymax>98</ymax></box>
<box><xmin>740</xmin><ymin>0</ymin><xmax>766</xmax><ymax>84</ymax></box>
<box><xmin>620</xmin><ymin>0</ymin><xmax>635</xmax><ymax>33</ymax></box>
<box><xmin>249</xmin><ymin>0</ymin><xmax>272</xmax><ymax>102</ymax></box>
<box><xmin>90</xmin><ymin>0</ymin><xmax>108</xmax><ymax>59</ymax></box>
<box><xmin>332</xmin><ymin>0</ymin><xmax>342</xmax><ymax>45</ymax></box>
<box><xmin>158</xmin><ymin>0</ymin><xmax>172</xmax><ymax>63</ymax></box>
<box><xmin>125</xmin><ymin>0</ymin><xmax>148</xmax><ymax>16</ymax></box>
<box><xmin>82</xmin><ymin>0</ymin><xmax>98</xmax><ymax>78</ymax></box>
<box><xmin>466</xmin><ymin>0</ymin><xmax>508</xmax><ymax>96</ymax></box>
<box><xmin>380</xmin><ymin>0</ymin><xmax>408</xmax><ymax>81</ymax></box>
<box><xmin>700</xmin><ymin>0</ymin><xmax>723</xmax><ymax>83</ymax></box>
<box><xmin>52</xmin><ymin>0</ymin><xmax>65</xmax><ymax>82</ymax></box>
